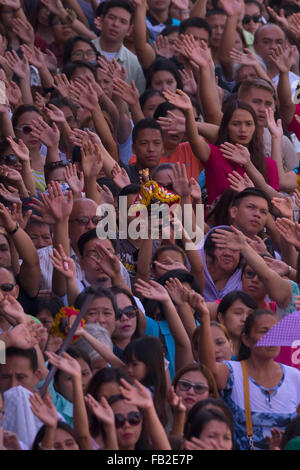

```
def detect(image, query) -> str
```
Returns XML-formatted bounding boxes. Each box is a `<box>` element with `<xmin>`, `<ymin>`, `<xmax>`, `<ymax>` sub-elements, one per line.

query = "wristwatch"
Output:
<box><xmin>7</xmin><ymin>222</ymin><xmax>19</xmax><ymax>235</ymax></box>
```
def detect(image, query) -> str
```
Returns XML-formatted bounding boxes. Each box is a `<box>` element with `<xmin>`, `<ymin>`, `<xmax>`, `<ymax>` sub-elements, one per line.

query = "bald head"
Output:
<box><xmin>254</xmin><ymin>24</ymin><xmax>286</xmax><ymax>67</ymax></box>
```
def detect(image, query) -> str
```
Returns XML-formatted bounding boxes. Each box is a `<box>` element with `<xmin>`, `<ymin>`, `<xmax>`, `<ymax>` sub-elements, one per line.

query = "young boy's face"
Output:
<box><xmin>100</xmin><ymin>7</ymin><xmax>132</xmax><ymax>44</ymax></box>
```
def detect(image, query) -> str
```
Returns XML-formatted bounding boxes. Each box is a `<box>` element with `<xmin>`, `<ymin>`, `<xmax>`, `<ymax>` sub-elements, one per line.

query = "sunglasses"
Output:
<box><xmin>177</xmin><ymin>380</ymin><xmax>209</xmax><ymax>395</ymax></box>
<box><xmin>114</xmin><ymin>411</ymin><xmax>142</xmax><ymax>428</ymax></box>
<box><xmin>0</xmin><ymin>154</ymin><xmax>20</xmax><ymax>166</ymax></box>
<box><xmin>15</xmin><ymin>125</ymin><xmax>33</xmax><ymax>135</ymax></box>
<box><xmin>70</xmin><ymin>216</ymin><xmax>102</xmax><ymax>226</ymax></box>
<box><xmin>242</xmin><ymin>14</ymin><xmax>262</xmax><ymax>24</ymax></box>
<box><xmin>116</xmin><ymin>306</ymin><xmax>138</xmax><ymax>320</ymax></box>
<box><xmin>0</xmin><ymin>283</ymin><xmax>16</xmax><ymax>292</ymax></box>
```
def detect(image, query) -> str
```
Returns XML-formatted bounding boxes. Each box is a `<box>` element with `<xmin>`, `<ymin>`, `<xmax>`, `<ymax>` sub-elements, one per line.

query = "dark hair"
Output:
<box><xmin>53</xmin><ymin>346</ymin><xmax>92</xmax><ymax>386</ymax></box>
<box><xmin>32</xmin><ymin>421</ymin><xmax>79</xmax><ymax>450</ymax></box>
<box><xmin>204</xmin><ymin>226</ymin><xmax>233</xmax><ymax>260</ymax></box>
<box><xmin>205</xmin><ymin>189</ymin><xmax>237</xmax><ymax>226</ymax></box>
<box><xmin>4</xmin><ymin>347</ymin><xmax>38</xmax><ymax>372</ymax></box>
<box><xmin>152</xmin><ymin>162</ymin><xmax>175</xmax><ymax>180</ymax></box>
<box><xmin>179</xmin><ymin>17</ymin><xmax>211</xmax><ymax>36</ymax></box>
<box><xmin>281</xmin><ymin>415</ymin><xmax>300</xmax><ymax>450</ymax></box>
<box><xmin>74</xmin><ymin>285</ymin><xmax>118</xmax><ymax>318</ymax></box>
<box><xmin>216</xmin><ymin>100</ymin><xmax>266</xmax><ymax>178</ymax></box>
<box><xmin>48</xmin><ymin>95</ymin><xmax>77</xmax><ymax>118</ymax></box>
<box><xmin>146</xmin><ymin>58</ymin><xmax>183</xmax><ymax>91</ymax></box>
<box><xmin>238</xmin><ymin>77</ymin><xmax>276</xmax><ymax>102</ymax></box>
<box><xmin>118</xmin><ymin>183</ymin><xmax>141</xmax><ymax>197</ymax></box>
<box><xmin>153</xmin><ymin>101</ymin><xmax>183</xmax><ymax>120</ymax></box>
<box><xmin>62</xmin><ymin>61</ymin><xmax>97</xmax><ymax>81</ymax></box>
<box><xmin>97</xmin><ymin>0</ymin><xmax>134</xmax><ymax>23</ymax></box>
<box><xmin>152</xmin><ymin>244</ymin><xmax>187</xmax><ymax>271</ymax></box>
<box><xmin>123</xmin><ymin>336</ymin><xmax>168</xmax><ymax>427</ymax></box>
<box><xmin>36</xmin><ymin>297</ymin><xmax>64</xmax><ymax>319</ymax></box>
<box><xmin>62</xmin><ymin>36</ymin><xmax>98</xmax><ymax>64</ymax></box>
<box><xmin>187</xmin><ymin>397</ymin><xmax>234</xmax><ymax>428</ymax></box>
<box><xmin>217</xmin><ymin>291</ymin><xmax>258</xmax><ymax>321</ymax></box>
<box><xmin>232</xmin><ymin>187</ymin><xmax>271</xmax><ymax>212</ymax></box>
<box><xmin>110</xmin><ymin>285</ymin><xmax>140</xmax><ymax>340</ymax></box>
<box><xmin>12</xmin><ymin>105</ymin><xmax>42</xmax><ymax>130</ymax></box>
<box><xmin>86</xmin><ymin>367</ymin><xmax>132</xmax><ymax>437</ymax></box>
<box><xmin>173</xmin><ymin>363</ymin><xmax>219</xmax><ymax>399</ymax></box>
<box><xmin>238</xmin><ymin>309</ymin><xmax>278</xmax><ymax>360</ymax></box>
<box><xmin>184</xmin><ymin>407</ymin><xmax>234</xmax><ymax>447</ymax></box>
<box><xmin>206</xmin><ymin>8</ymin><xmax>227</xmax><ymax>18</ymax></box>
<box><xmin>160</xmin><ymin>25</ymin><xmax>180</xmax><ymax>37</ymax></box>
<box><xmin>139</xmin><ymin>89</ymin><xmax>165</xmax><ymax>111</ymax></box>
<box><xmin>244</xmin><ymin>0</ymin><xmax>262</xmax><ymax>14</ymax></box>
<box><xmin>132</xmin><ymin>118</ymin><xmax>162</xmax><ymax>144</ymax></box>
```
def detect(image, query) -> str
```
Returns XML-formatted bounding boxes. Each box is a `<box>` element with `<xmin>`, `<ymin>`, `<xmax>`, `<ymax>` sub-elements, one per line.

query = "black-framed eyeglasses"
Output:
<box><xmin>15</xmin><ymin>125</ymin><xmax>32</xmax><ymax>135</ymax></box>
<box><xmin>71</xmin><ymin>49</ymin><xmax>97</xmax><ymax>59</ymax></box>
<box><xmin>0</xmin><ymin>154</ymin><xmax>21</xmax><ymax>166</ymax></box>
<box><xmin>116</xmin><ymin>305</ymin><xmax>138</xmax><ymax>320</ymax></box>
<box><xmin>177</xmin><ymin>380</ymin><xmax>209</xmax><ymax>395</ymax></box>
<box><xmin>70</xmin><ymin>216</ymin><xmax>102</xmax><ymax>226</ymax></box>
<box><xmin>114</xmin><ymin>411</ymin><xmax>142</xmax><ymax>428</ymax></box>
<box><xmin>242</xmin><ymin>269</ymin><xmax>259</xmax><ymax>280</ymax></box>
<box><xmin>0</xmin><ymin>283</ymin><xmax>16</xmax><ymax>292</ymax></box>
<box><xmin>242</xmin><ymin>14</ymin><xmax>262</xmax><ymax>24</ymax></box>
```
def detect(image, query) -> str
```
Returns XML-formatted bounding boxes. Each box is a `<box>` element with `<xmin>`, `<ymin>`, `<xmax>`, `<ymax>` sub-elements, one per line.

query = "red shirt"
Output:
<box><xmin>287</xmin><ymin>104</ymin><xmax>300</xmax><ymax>141</ymax></box>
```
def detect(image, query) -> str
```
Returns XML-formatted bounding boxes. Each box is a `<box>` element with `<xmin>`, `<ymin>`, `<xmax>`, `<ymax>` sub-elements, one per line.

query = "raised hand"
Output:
<box><xmin>266</xmin><ymin>6</ymin><xmax>289</xmax><ymax>30</ymax></box>
<box><xmin>163</xmin><ymin>89</ymin><xmax>193</xmax><ymax>111</ymax></box>
<box><xmin>246</xmin><ymin>235</ymin><xmax>268</xmax><ymax>255</ymax></box>
<box><xmin>219</xmin><ymin>0</ymin><xmax>244</xmax><ymax>17</ymax></box>
<box><xmin>53</xmin><ymin>73</ymin><xmax>71</xmax><ymax>98</ymax></box>
<box><xmin>4</xmin><ymin>50</ymin><xmax>29</xmax><ymax>79</ymax></box>
<box><xmin>50</xmin><ymin>243</ymin><xmax>77</xmax><ymax>279</ymax></box>
<box><xmin>45</xmin><ymin>104</ymin><xmax>68</xmax><ymax>124</ymax></box>
<box><xmin>65</xmin><ymin>163</ymin><xmax>84</xmax><ymax>196</ymax></box>
<box><xmin>169</xmin><ymin>162</ymin><xmax>191</xmax><ymax>197</ymax></box>
<box><xmin>21</xmin><ymin>44</ymin><xmax>46</xmax><ymax>70</ymax></box>
<box><xmin>69</xmin><ymin>128</ymin><xmax>88</xmax><ymax>148</ymax></box>
<box><xmin>167</xmin><ymin>386</ymin><xmax>186</xmax><ymax>413</ymax></box>
<box><xmin>0</xmin><ymin>294</ymin><xmax>26</xmax><ymax>325</ymax></box>
<box><xmin>266</xmin><ymin>427</ymin><xmax>283</xmax><ymax>451</ymax></box>
<box><xmin>119</xmin><ymin>378</ymin><xmax>153</xmax><ymax>410</ymax></box>
<box><xmin>211</xmin><ymin>225</ymin><xmax>246</xmax><ymax>252</ymax></box>
<box><xmin>157</xmin><ymin>110</ymin><xmax>186</xmax><ymax>136</ymax></box>
<box><xmin>112</xmin><ymin>79</ymin><xmax>139</xmax><ymax>106</ymax></box>
<box><xmin>220</xmin><ymin>142</ymin><xmax>251</xmax><ymax>167</ymax></box>
<box><xmin>134</xmin><ymin>279</ymin><xmax>170</xmax><ymax>302</ymax></box>
<box><xmin>189</xmin><ymin>177</ymin><xmax>202</xmax><ymax>202</ymax></box>
<box><xmin>30</xmin><ymin>119</ymin><xmax>60</xmax><ymax>148</ymax></box>
<box><xmin>179</xmin><ymin>68</ymin><xmax>197</xmax><ymax>96</ymax></box>
<box><xmin>288</xmin><ymin>13</ymin><xmax>300</xmax><ymax>39</ymax></box>
<box><xmin>0</xmin><ymin>165</ymin><xmax>22</xmax><ymax>188</ymax></box>
<box><xmin>92</xmin><ymin>241</ymin><xmax>120</xmax><ymax>279</ymax></box>
<box><xmin>229</xmin><ymin>47</ymin><xmax>258</xmax><ymax>67</ymax></box>
<box><xmin>154</xmin><ymin>35</ymin><xmax>174</xmax><ymax>59</ymax></box>
<box><xmin>42</xmin><ymin>181</ymin><xmax>73</xmax><ymax>221</ymax></box>
<box><xmin>272</xmin><ymin>196</ymin><xmax>293</xmax><ymax>220</ymax></box>
<box><xmin>293</xmin><ymin>189</ymin><xmax>300</xmax><ymax>209</ymax></box>
<box><xmin>269</xmin><ymin>44</ymin><xmax>295</xmax><ymax>74</ymax></box>
<box><xmin>265</xmin><ymin>108</ymin><xmax>283</xmax><ymax>140</ymax></box>
<box><xmin>11</xmin><ymin>17</ymin><xmax>34</xmax><ymax>46</ymax></box>
<box><xmin>81</xmin><ymin>140</ymin><xmax>103</xmax><ymax>179</ymax></box>
<box><xmin>69</xmin><ymin>81</ymin><xmax>98</xmax><ymax>112</ymax></box>
<box><xmin>264</xmin><ymin>257</ymin><xmax>292</xmax><ymax>277</ymax></box>
<box><xmin>0</xmin><ymin>202</ymin><xmax>19</xmax><ymax>231</ymax></box>
<box><xmin>111</xmin><ymin>163</ymin><xmax>131</xmax><ymax>189</ymax></box>
<box><xmin>182</xmin><ymin>38</ymin><xmax>212</xmax><ymax>69</ymax></box>
<box><xmin>10</xmin><ymin>201</ymin><xmax>31</xmax><ymax>229</ymax></box>
<box><xmin>275</xmin><ymin>217</ymin><xmax>300</xmax><ymax>249</ymax></box>
<box><xmin>40</xmin><ymin>0</ymin><xmax>65</xmax><ymax>17</ymax></box>
<box><xmin>97</xmin><ymin>183</ymin><xmax>114</xmax><ymax>205</ymax></box>
<box><xmin>84</xmin><ymin>394</ymin><xmax>115</xmax><ymax>426</ymax></box>
<box><xmin>29</xmin><ymin>390</ymin><xmax>59</xmax><ymax>428</ymax></box>
<box><xmin>6</xmin><ymin>80</ymin><xmax>22</xmax><ymax>107</ymax></box>
<box><xmin>153</xmin><ymin>258</ymin><xmax>187</xmax><ymax>275</ymax></box>
<box><xmin>228</xmin><ymin>171</ymin><xmax>254</xmax><ymax>192</ymax></box>
<box><xmin>165</xmin><ymin>277</ymin><xmax>186</xmax><ymax>305</ymax></box>
<box><xmin>6</xmin><ymin>136</ymin><xmax>30</xmax><ymax>163</ymax></box>
<box><xmin>6</xmin><ymin>322</ymin><xmax>40</xmax><ymax>349</ymax></box>
<box><xmin>0</xmin><ymin>183</ymin><xmax>20</xmax><ymax>204</ymax></box>
<box><xmin>45</xmin><ymin>350</ymin><xmax>82</xmax><ymax>378</ymax></box>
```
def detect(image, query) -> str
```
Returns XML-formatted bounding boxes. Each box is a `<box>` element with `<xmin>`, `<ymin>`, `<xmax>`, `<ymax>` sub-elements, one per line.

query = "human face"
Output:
<box><xmin>0</xmin><ymin>268</ymin><xmax>18</xmax><ymax>299</ymax></box>
<box><xmin>36</xmin><ymin>309</ymin><xmax>54</xmax><ymax>332</ymax></box>
<box><xmin>0</xmin><ymin>235</ymin><xmax>11</xmax><ymax>269</ymax></box>
<box><xmin>227</xmin><ymin>109</ymin><xmax>255</xmax><ymax>146</ymax></box>
<box><xmin>53</xmin><ymin>428</ymin><xmax>79</xmax><ymax>450</ymax></box>
<box><xmin>153</xmin><ymin>168</ymin><xmax>173</xmax><ymax>190</ymax></box>
<box><xmin>0</xmin><ymin>145</ymin><xmax>22</xmax><ymax>172</ymax></box>
<box><xmin>101</xmin><ymin>7</ymin><xmax>131</xmax><ymax>44</ymax></box>
<box><xmin>37</xmin><ymin>5</ymin><xmax>50</xmax><ymax>27</ymax></box>
<box><xmin>199</xmin><ymin>420</ymin><xmax>232</xmax><ymax>450</ymax></box>
<box><xmin>142</xmin><ymin>94</ymin><xmax>166</xmax><ymax>119</ymax></box>
<box><xmin>242</xmin><ymin>3</ymin><xmax>262</xmax><ymax>35</ymax></box>
<box><xmin>211</xmin><ymin>247</ymin><xmax>240</xmax><ymax>274</ymax></box>
<box><xmin>77</xmin><ymin>358</ymin><xmax>93</xmax><ymax>394</ymax></box>
<box><xmin>153</xmin><ymin>249</ymin><xmax>185</xmax><ymax>279</ymax></box>
<box><xmin>60</xmin><ymin>106</ymin><xmax>77</xmax><ymax>130</ymax></box>
<box><xmin>211</xmin><ymin>324</ymin><xmax>232</xmax><ymax>362</ymax></box>
<box><xmin>70</xmin><ymin>41</ymin><xmax>97</xmax><ymax>63</ymax></box>
<box><xmin>26</xmin><ymin>223</ymin><xmax>52</xmax><ymax>250</ymax></box>
<box><xmin>175</xmin><ymin>370</ymin><xmax>210</xmax><ymax>411</ymax></box>
<box><xmin>0</xmin><ymin>7</ymin><xmax>14</xmax><ymax>27</ymax></box>
<box><xmin>242</xmin><ymin>265</ymin><xmax>267</xmax><ymax>302</ymax></box>
<box><xmin>69</xmin><ymin>199</ymin><xmax>98</xmax><ymax>249</ymax></box>
<box><xmin>47</xmin><ymin>167</ymin><xmax>67</xmax><ymax>185</ymax></box>
<box><xmin>84</xmin><ymin>296</ymin><xmax>116</xmax><ymax>336</ymax></box>
<box><xmin>230</xmin><ymin>195</ymin><xmax>269</xmax><ymax>237</ymax></box>
<box><xmin>133</xmin><ymin>128</ymin><xmax>163</xmax><ymax>170</ymax></box>
<box><xmin>254</xmin><ymin>25</ymin><xmax>286</xmax><ymax>66</ymax></box>
<box><xmin>126</xmin><ymin>354</ymin><xmax>147</xmax><ymax>382</ymax></box>
<box><xmin>52</xmin><ymin>18</ymin><xmax>76</xmax><ymax>43</ymax></box>
<box><xmin>151</xmin><ymin>70</ymin><xmax>177</xmax><ymax>93</ymax></box>
<box><xmin>147</xmin><ymin>0</ymin><xmax>170</xmax><ymax>14</ymax></box>
<box><xmin>219</xmin><ymin>299</ymin><xmax>254</xmax><ymax>340</ymax></box>
<box><xmin>242</xmin><ymin>313</ymin><xmax>280</xmax><ymax>359</ymax></box>
<box><xmin>236</xmin><ymin>65</ymin><xmax>257</xmax><ymax>82</ymax></box>
<box><xmin>113</xmin><ymin>293</ymin><xmax>137</xmax><ymax>342</ymax></box>
<box><xmin>111</xmin><ymin>400</ymin><xmax>143</xmax><ymax>450</ymax></box>
<box><xmin>241</xmin><ymin>87</ymin><xmax>274</xmax><ymax>127</ymax></box>
<box><xmin>184</xmin><ymin>26</ymin><xmax>209</xmax><ymax>45</ymax></box>
<box><xmin>207</xmin><ymin>14</ymin><xmax>227</xmax><ymax>49</ymax></box>
<box><xmin>80</xmin><ymin>238</ymin><xmax>115</xmax><ymax>286</ymax></box>
<box><xmin>97</xmin><ymin>381</ymin><xmax>120</xmax><ymax>401</ymax></box>
<box><xmin>0</xmin><ymin>356</ymin><xmax>40</xmax><ymax>392</ymax></box>
<box><xmin>162</xmin><ymin>108</ymin><xmax>185</xmax><ymax>149</ymax></box>
<box><xmin>70</xmin><ymin>66</ymin><xmax>96</xmax><ymax>84</ymax></box>
<box><xmin>15</xmin><ymin>111</ymin><xmax>42</xmax><ymax>150</ymax></box>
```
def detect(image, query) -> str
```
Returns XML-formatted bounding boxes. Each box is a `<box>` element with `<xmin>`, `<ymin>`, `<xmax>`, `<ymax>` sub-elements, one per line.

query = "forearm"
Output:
<box><xmin>278</xmin><ymin>235</ymin><xmax>298</xmax><ymax>270</ymax></box>
<box><xmin>0</xmin><ymin>109</ymin><xmax>15</xmax><ymax>139</ymax></box>
<box><xmin>64</xmin><ymin>0</ymin><xmax>89</xmax><ymax>27</ymax></box>
<box><xmin>66</xmin><ymin>276</ymin><xmax>80</xmax><ymax>305</ymax></box>
<box><xmin>81</xmin><ymin>329</ymin><xmax>124</xmax><ymax>368</ymax></box>
<box><xmin>185</xmin><ymin>107</ymin><xmax>211</xmax><ymax>162</ymax></box>
<box><xmin>46</xmin><ymin>145</ymin><xmax>60</xmax><ymax>166</ymax></box>
<box><xmin>38</xmin><ymin>65</ymin><xmax>55</xmax><ymax>90</ymax></box>
<box><xmin>58</xmin><ymin>8</ymin><xmax>96</xmax><ymax>40</ymax></box>
<box><xmin>196</xmin><ymin>122</ymin><xmax>219</xmax><ymax>143</ymax></box>
<box><xmin>135</xmin><ymin>237</ymin><xmax>153</xmax><ymax>284</ymax></box>
<box><xmin>34</xmin><ymin>344</ymin><xmax>49</xmax><ymax>380</ymax></box>
<box><xmin>198</xmin><ymin>66</ymin><xmax>223</xmax><ymax>125</ymax></box>
<box><xmin>244</xmin><ymin>160</ymin><xmax>280</xmax><ymax>199</ymax></box>
<box><xmin>133</xmin><ymin>5</ymin><xmax>155</xmax><ymax>70</ymax></box>
<box><xmin>176</xmin><ymin>303</ymin><xmax>197</xmax><ymax>339</ymax></box>
<box><xmin>19</xmin><ymin>77</ymin><xmax>33</xmax><ymax>105</ymax></box>
<box><xmin>113</xmin><ymin>98</ymin><xmax>131</xmax><ymax>144</ymax></box>
<box><xmin>143</xmin><ymin>405</ymin><xmax>171</xmax><ymax>450</ymax></box>
<box><xmin>100</xmin><ymin>94</ymin><xmax>119</xmax><ymax>135</ymax></box>
<box><xmin>103</xmin><ymin>423</ymin><xmax>119</xmax><ymax>450</ymax></box>
<box><xmin>16</xmin><ymin>179</ymin><xmax>29</xmax><ymax>198</ymax></box>
<box><xmin>52</xmin><ymin>219</ymin><xmax>69</xmax><ymax>297</ymax></box>
<box><xmin>169</xmin><ymin>409</ymin><xmax>186</xmax><ymax>438</ymax></box>
<box><xmin>277</xmin><ymin>71</ymin><xmax>295</xmax><ymax>125</ymax></box>
<box><xmin>21</xmin><ymin>161</ymin><xmax>37</xmax><ymax>196</ymax></box>
<box><xmin>219</xmin><ymin>15</ymin><xmax>239</xmax><ymax>80</ymax></box>
<box><xmin>84</xmin><ymin>176</ymin><xmax>101</xmax><ymax>204</ymax></box>
<box><xmin>271</xmin><ymin>136</ymin><xmax>297</xmax><ymax>192</ymax></box>
<box><xmin>72</xmin><ymin>375</ymin><xmax>92</xmax><ymax>450</ymax></box>
<box><xmin>190</xmin><ymin>0</ymin><xmax>207</xmax><ymax>18</ymax></box>
<box><xmin>92</xmin><ymin>104</ymin><xmax>119</xmax><ymax>162</ymax></box>
<box><xmin>130</xmin><ymin>100</ymin><xmax>144</xmax><ymax>124</ymax></box>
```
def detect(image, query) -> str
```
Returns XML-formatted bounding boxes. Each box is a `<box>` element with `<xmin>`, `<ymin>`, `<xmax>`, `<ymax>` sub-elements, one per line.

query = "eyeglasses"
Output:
<box><xmin>114</xmin><ymin>411</ymin><xmax>142</xmax><ymax>428</ymax></box>
<box><xmin>177</xmin><ymin>380</ymin><xmax>209</xmax><ymax>395</ymax></box>
<box><xmin>116</xmin><ymin>306</ymin><xmax>138</xmax><ymax>320</ymax></box>
<box><xmin>242</xmin><ymin>14</ymin><xmax>262</xmax><ymax>24</ymax></box>
<box><xmin>0</xmin><ymin>283</ymin><xmax>16</xmax><ymax>292</ymax></box>
<box><xmin>15</xmin><ymin>125</ymin><xmax>32</xmax><ymax>135</ymax></box>
<box><xmin>71</xmin><ymin>49</ymin><xmax>96</xmax><ymax>59</ymax></box>
<box><xmin>70</xmin><ymin>216</ymin><xmax>102</xmax><ymax>226</ymax></box>
<box><xmin>242</xmin><ymin>269</ymin><xmax>259</xmax><ymax>280</ymax></box>
<box><xmin>0</xmin><ymin>154</ymin><xmax>20</xmax><ymax>166</ymax></box>
<box><xmin>44</xmin><ymin>161</ymin><xmax>71</xmax><ymax>171</ymax></box>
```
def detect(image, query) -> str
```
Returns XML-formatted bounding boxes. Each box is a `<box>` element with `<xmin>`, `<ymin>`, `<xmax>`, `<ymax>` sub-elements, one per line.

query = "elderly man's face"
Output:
<box><xmin>254</xmin><ymin>25</ymin><xmax>286</xmax><ymax>66</ymax></box>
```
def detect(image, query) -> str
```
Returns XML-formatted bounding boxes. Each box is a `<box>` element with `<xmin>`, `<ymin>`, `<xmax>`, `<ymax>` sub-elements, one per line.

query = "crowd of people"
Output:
<box><xmin>0</xmin><ymin>0</ymin><xmax>299</xmax><ymax>452</ymax></box>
